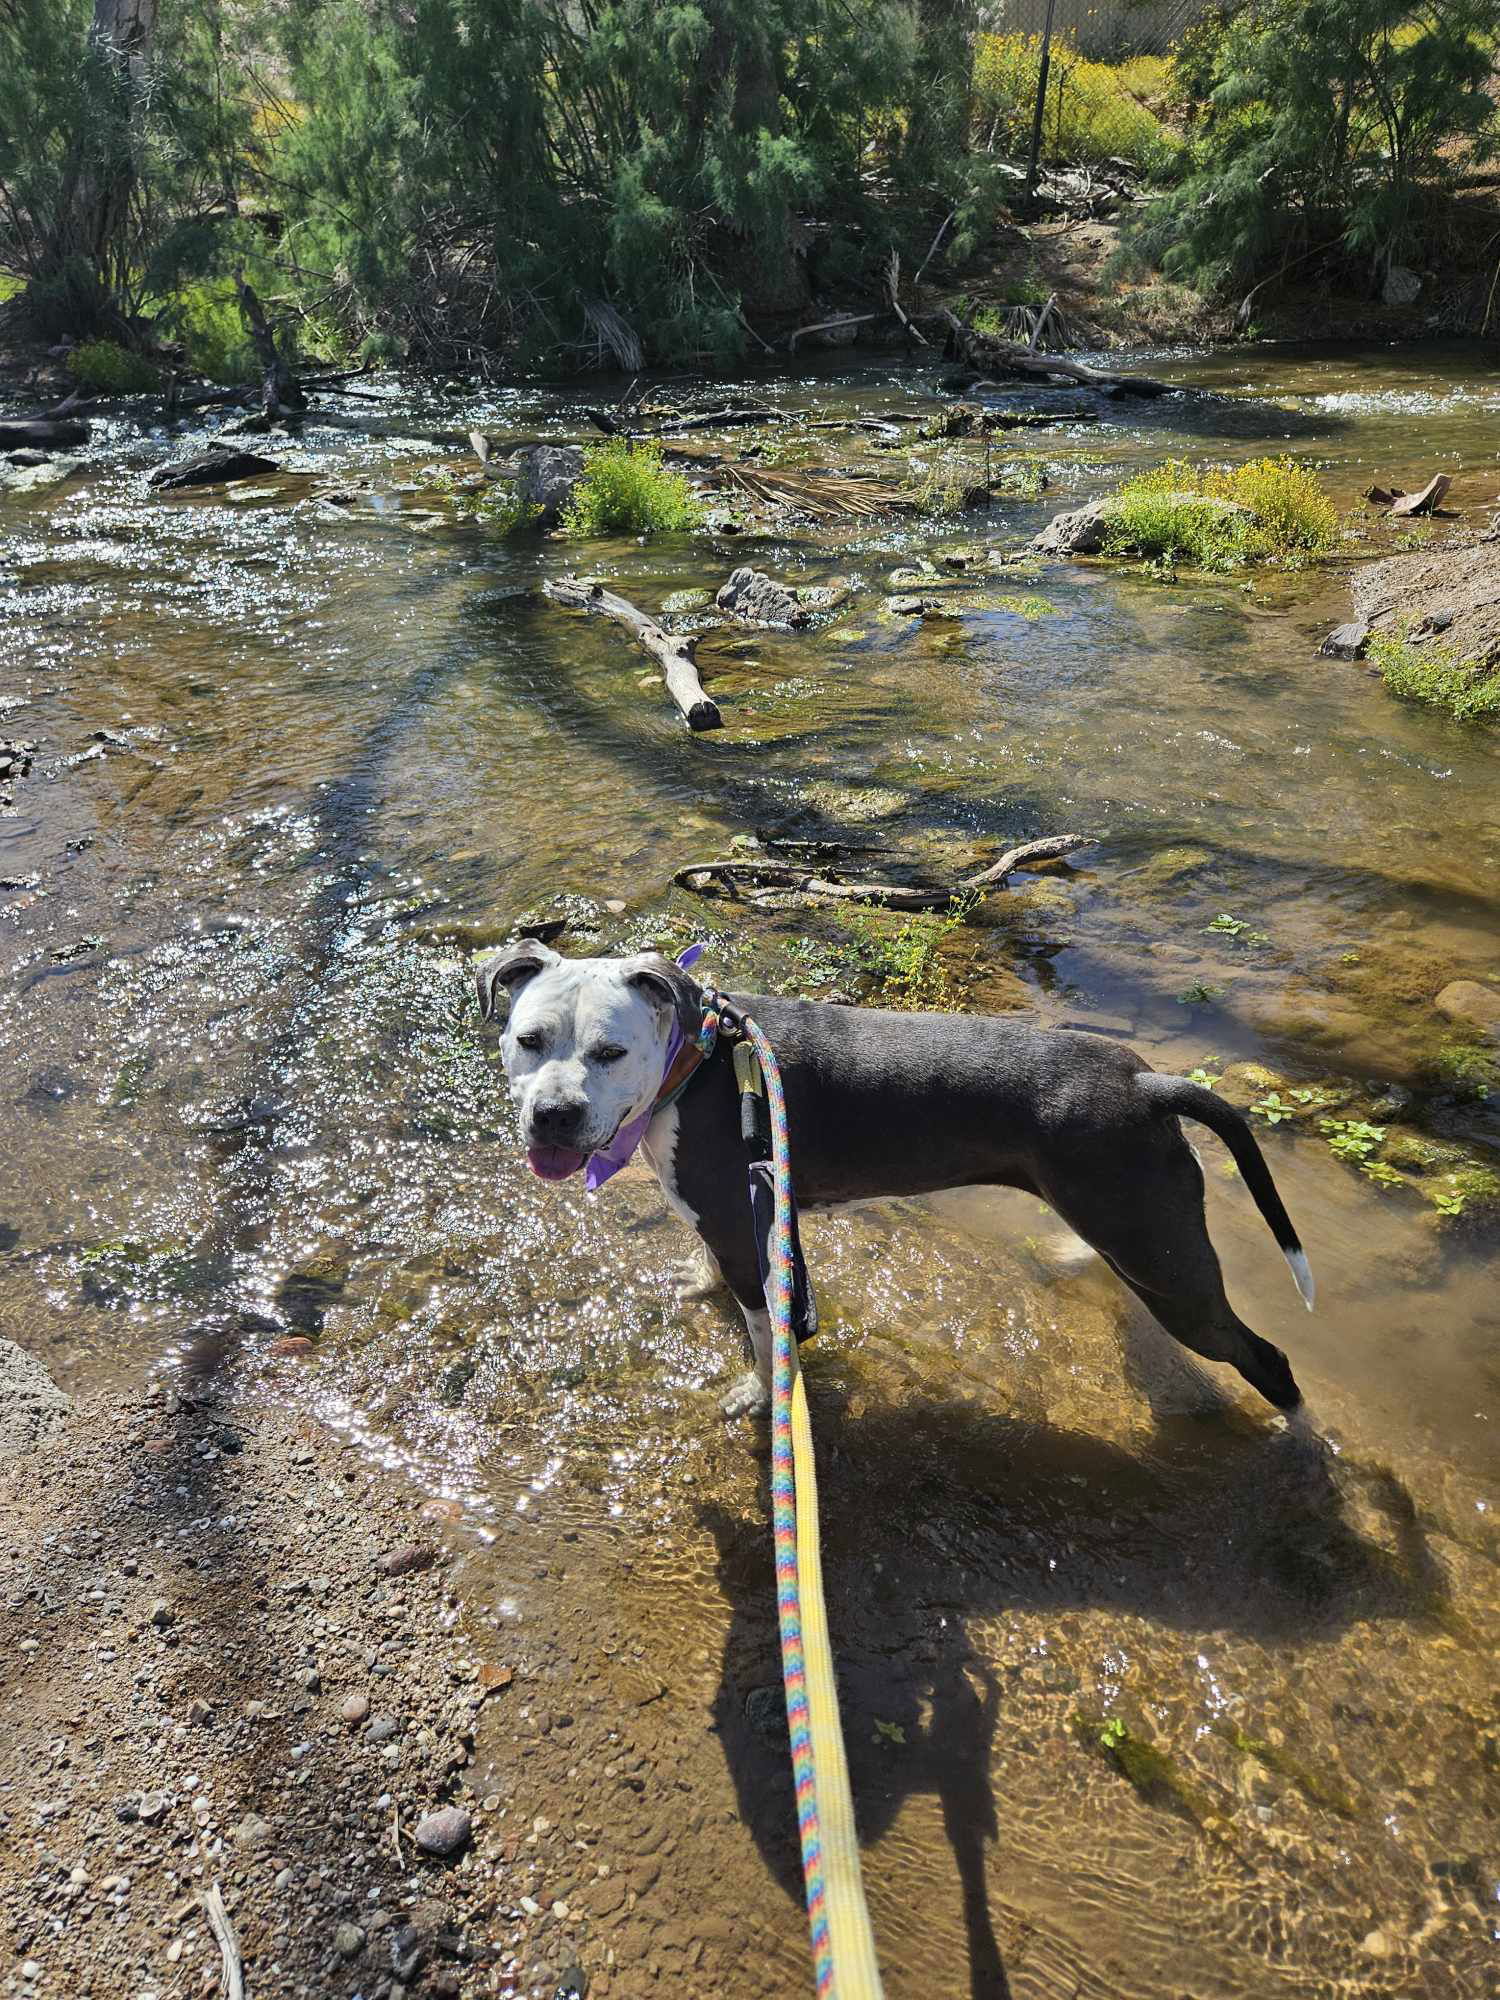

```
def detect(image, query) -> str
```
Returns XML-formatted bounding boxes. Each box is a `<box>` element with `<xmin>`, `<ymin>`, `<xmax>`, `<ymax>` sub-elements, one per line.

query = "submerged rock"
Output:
<box><xmin>714</xmin><ymin>566</ymin><xmax>849</xmax><ymax>628</ymax></box>
<box><xmin>716</xmin><ymin>566</ymin><xmax>809</xmax><ymax>628</ymax></box>
<box><xmin>1320</xmin><ymin>621</ymin><xmax>1370</xmax><ymax>660</ymax></box>
<box><xmin>149</xmin><ymin>448</ymin><xmax>279</xmax><ymax>491</ymax></box>
<box><xmin>1435</xmin><ymin>979</ymin><xmax>1500</xmax><ymax>1040</ymax></box>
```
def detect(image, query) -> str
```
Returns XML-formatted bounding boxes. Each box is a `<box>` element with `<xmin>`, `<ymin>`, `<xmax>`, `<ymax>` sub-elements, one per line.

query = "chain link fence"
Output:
<box><xmin>975</xmin><ymin>0</ymin><xmax>1208</xmax><ymax>176</ymax></box>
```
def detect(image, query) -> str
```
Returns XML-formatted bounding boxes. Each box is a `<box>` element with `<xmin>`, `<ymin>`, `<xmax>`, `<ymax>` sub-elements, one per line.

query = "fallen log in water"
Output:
<box><xmin>673</xmin><ymin>832</ymin><xmax>1092</xmax><ymax>909</ymax></box>
<box><xmin>544</xmin><ymin>578</ymin><xmax>722</xmax><ymax>732</ymax></box>
<box><xmin>938</xmin><ymin>307</ymin><xmax>1171</xmax><ymax>399</ymax></box>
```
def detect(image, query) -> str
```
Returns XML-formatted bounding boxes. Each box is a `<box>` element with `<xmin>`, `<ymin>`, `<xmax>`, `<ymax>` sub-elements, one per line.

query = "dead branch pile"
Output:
<box><xmin>672</xmin><ymin>833</ymin><xmax>1092</xmax><ymax>910</ymax></box>
<box><xmin>718</xmin><ymin>463</ymin><xmax>914</xmax><ymax>521</ymax></box>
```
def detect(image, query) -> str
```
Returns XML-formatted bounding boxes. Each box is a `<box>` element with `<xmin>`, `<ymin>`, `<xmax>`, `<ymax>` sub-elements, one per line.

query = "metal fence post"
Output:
<box><xmin>1025</xmin><ymin>0</ymin><xmax>1059</xmax><ymax>196</ymax></box>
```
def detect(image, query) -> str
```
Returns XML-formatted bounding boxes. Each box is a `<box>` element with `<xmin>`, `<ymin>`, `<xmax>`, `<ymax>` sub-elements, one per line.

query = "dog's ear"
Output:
<box><xmin>475</xmin><ymin>938</ymin><xmax>558</xmax><ymax>1023</ymax></box>
<box><xmin>624</xmin><ymin>953</ymin><xmax>702</xmax><ymax>1043</ymax></box>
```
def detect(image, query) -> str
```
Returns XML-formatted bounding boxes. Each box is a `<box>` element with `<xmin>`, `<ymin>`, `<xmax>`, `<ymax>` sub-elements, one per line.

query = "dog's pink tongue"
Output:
<box><xmin>526</xmin><ymin>1143</ymin><xmax>587</xmax><ymax>1181</ymax></box>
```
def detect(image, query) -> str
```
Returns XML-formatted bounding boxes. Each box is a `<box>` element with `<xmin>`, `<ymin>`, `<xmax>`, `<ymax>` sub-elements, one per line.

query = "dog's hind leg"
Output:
<box><xmin>1039</xmin><ymin>1138</ymin><xmax>1303</xmax><ymax>1413</ymax></box>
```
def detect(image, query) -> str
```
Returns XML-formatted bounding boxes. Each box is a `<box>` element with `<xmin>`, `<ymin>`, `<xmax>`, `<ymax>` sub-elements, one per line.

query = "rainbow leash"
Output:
<box><xmin>740</xmin><ymin>1012</ymin><xmax>885</xmax><ymax>2000</ymax></box>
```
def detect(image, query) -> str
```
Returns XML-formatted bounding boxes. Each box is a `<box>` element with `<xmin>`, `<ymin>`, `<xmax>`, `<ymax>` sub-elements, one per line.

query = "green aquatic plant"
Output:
<box><xmin>1186</xmin><ymin>1064</ymin><xmax>1222</xmax><ymax>1088</ymax></box>
<box><xmin>835</xmin><ymin>896</ymin><xmax>975</xmax><ymax>1011</ymax></box>
<box><xmin>1429</xmin><ymin>1039</ymin><xmax>1498</xmax><ymax>1099</ymax></box>
<box><xmin>473</xmin><ymin>485</ymin><xmax>544</xmax><ymax>536</ymax></box>
<box><xmin>561</xmin><ymin>440</ymin><xmax>699</xmax><ymax>538</ymax></box>
<box><xmin>1428</xmin><ymin>1167</ymin><xmax>1500</xmax><ymax>1218</ymax></box>
<box><xmin>1250</xmin><ymin>1091</ymin><xmax>1295</xmax><ymax>1125</ymax></box>
<box><xmin>1360</xmin><ymin>1159</ymin><xmax>1404</xmax><ymax>1189</ymax></box>
<box><xmin>1176</xmin><ymin>979</ymin><xmax>1225</xmax><ymax>1007</ymax></box>
<box><xmin>990</xmin><ymin>592</ymin><xmax>1056</xmax><ymax>619</ymax></box>
<box><xmin>66</xmin><ymin>341</ymin><xmax>161</xmax><ymax>394</ymax></box>
<box><xmin>1368</xmin><ymin>632</ymin><xmax>1500</xmax><ymax>723</ymax></box>
<box><xmin>1319</xmin><ymin>1117</ymin><xmax>1385</xmax><ymax>1163</ymax></box>
<box><xmin>1071</xmin><ymin>1713</ymin><xmax>1214</xmax><ymax>1826</ymax></box>
<box><xmin>1219</xmin><ymin>1723</ymin><xmax>1359</xmax><ymax>1818</ymax></box>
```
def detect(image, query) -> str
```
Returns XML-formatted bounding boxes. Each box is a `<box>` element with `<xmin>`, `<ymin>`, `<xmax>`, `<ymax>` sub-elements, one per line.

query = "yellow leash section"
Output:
<box><xmin>789</xmin><ymin>1352</ymin><xmax>885</xmax><ymax>1996</ymax></box>
<box><xmin>733</xmin><ymin>1023</ymin><xmax>885</xmax><ymax>1999</ymax></box>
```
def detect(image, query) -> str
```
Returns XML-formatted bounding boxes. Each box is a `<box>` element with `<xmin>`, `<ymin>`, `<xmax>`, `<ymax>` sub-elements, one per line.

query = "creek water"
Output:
<box><xmin>2</xmin><ymin>343</ymin><xmax>1497</xmax><ymax>1997</ymax></box>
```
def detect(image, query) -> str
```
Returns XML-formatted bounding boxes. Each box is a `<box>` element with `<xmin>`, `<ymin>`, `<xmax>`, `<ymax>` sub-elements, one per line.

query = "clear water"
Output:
<box><xmin>2</xmin><ymin>343</ymin><xmax>1496</xmax><ymax>1996</ymax></box>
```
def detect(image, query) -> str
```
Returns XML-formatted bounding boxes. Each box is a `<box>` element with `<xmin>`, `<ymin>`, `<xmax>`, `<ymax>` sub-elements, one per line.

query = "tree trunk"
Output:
<box><xmin>904</xmin><ymin>0</ymin><xmax>978</xmax><ymax>173</ymax></box>
<box><xmin>40</xmin><ymin>0</ymin><xmax>159</xmax><ymax>329</ymax></box>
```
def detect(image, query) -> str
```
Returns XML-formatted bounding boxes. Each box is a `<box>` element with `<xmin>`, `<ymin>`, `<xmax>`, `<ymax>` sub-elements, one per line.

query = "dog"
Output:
<box><xmin>477</xmin><ymin>942</ymin><xmax>1314</xmax><ymax>1423</ymax></box>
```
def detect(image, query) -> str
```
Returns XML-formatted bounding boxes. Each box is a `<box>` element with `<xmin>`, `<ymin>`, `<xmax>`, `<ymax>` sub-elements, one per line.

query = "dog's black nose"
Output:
<box><xmin>531</xmin><ymin>1097</ymin><xmax>585</xmax><ymax>1141</ymax></box>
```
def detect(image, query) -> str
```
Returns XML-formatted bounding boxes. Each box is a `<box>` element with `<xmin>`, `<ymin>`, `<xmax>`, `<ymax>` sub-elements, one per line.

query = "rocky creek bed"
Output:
<box><xmin>3</xmin><ymin>341</ymin><xmax>1499</xmax><ymax>2000</ymax></box>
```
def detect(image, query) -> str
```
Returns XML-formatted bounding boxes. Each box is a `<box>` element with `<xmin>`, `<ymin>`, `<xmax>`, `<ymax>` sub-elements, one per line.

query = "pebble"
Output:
<box><xmin>297</xmin><ymin>1666</ymin><xmax>322</xmax><ymax>1693</ymax></box>
<box><xmin>148</xmin><ymin>1599</ymin><xmax>175</xmax><ymax>1629</ymax></box>
<box><xmin>232</xmin><ymin>1812</ymin><xmax>274</xmax><ymax>1850</ymax></box>
<box><xmin>341</xmin><ymin>1693</ymin><xmax>371</xmax><ymax>1725</ymax></box>
<box><xmin>366</xmin><ymin>1715</ymin><xmax>399</xmax><ymax>1744</ymax></box>
<box><xmin>137</xmin><ymin>1793</ymin><xmax>167</xmax><ymax>1823</ymax></box>
<box><xmin>21</xmin><ymin>1962</ymin><xmax>41</xmax><ymax>1982</ymax></box>
<box><xmin>413</xmin><ymin>1806</ymin><xmax>471</xmax><ymax>1858</ymax></box>
<box><xmin>1360</xmin><ymin>1930</ymin><xmax>1391</xmax><ymax>1957</ymax></box>
<box><xmin>334</xmin><ymin>1921</ymin><xmax>365</xmax><ymax>1958</ymax></box>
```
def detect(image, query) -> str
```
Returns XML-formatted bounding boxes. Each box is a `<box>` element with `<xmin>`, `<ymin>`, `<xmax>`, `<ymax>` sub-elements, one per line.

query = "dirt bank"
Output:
<box><xmin>1352</xmin><ymin>528</ymin><xmax>1500</xmax><ymax>668</ymax></box>
<box><xmin>0</xmin><ymin>1342</ymin><xmax>751</xmax><ymax>2000</ymax></box>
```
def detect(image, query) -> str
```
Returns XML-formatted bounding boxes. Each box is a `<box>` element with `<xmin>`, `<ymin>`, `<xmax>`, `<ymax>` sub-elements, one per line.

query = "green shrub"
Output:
<box><xmin>561</xmin><ymin>440</ymin><xmax>699</xmax><ymax>538</ymax></box>
<box><xmin>1103</xmin><ymin>456</ymin><xmax>1338</xmax><ymax>571</ymax></box>
<box><xmin>472</xmin><ymin>485</ymin><xmax>543</xmax><ymax>536</ymax></box>
<box><xmin>1367</xmin><ymin>631</ymin><xmax>1500</xmax><ymax>722</ymax></box>
<box><xmin>164</xmin><ymin>280</ymin><xmax>258</xmax><ymax>384</ymax></box>
<box><xmin>0</xmin><ymin>272</ymin><xmax>22</xmax><ymax>304</ymax></box>
<box><xmin>972</xmin><ymin>33</ymin><xmax>1180</xmax><ymax>173</ymax></box>
<box><xmin>66</xmin><ymin>340</ymin><xmax>162</xmax><ymax>394</ymax></box>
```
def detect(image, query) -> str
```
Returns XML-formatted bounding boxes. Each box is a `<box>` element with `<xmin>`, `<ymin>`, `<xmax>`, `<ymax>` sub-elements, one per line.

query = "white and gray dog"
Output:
<box><xmin>477</xmin><ymin>942</ymin><xmax>1315</xmax><ymax>1423</ymax></box>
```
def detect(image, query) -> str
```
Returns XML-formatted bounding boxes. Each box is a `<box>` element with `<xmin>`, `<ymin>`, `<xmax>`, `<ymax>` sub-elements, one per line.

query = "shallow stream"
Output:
<box><xmin>2</xmin><ymin>342</ymin><xmax>1497</xmax><ymax>1996</ymax></box>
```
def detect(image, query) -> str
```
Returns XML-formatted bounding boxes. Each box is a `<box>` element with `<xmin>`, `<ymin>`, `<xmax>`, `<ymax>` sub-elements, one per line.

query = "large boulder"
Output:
<box><xmin>1030</xmin><ymin>493</ymin><xmax>1248</xmax><ymax>557</ymax></box>
<box><xmin>514</xmin><ymin>444</ymin><xmax>585</xmax><ymax>529</ymax></box>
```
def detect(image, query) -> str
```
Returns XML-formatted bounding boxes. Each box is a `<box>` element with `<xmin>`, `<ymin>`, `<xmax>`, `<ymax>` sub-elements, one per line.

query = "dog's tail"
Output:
<box><xmin>1137</xmin><ymin>1072</ymin><xmax>1315</xmax><ymax>1311</ymax></box>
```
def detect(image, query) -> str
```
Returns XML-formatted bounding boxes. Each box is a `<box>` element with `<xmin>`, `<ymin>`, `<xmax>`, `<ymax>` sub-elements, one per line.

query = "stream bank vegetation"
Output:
<box><xmin>4</xmin><ymin>0</ymin><xmax>1499</xmax><ymax>377</ymax></box>
<box><xmin>560</xmin><ymin>441</ymin><xmax>701</xmax><ymax>538</ymax></box>
<box><xmin>1366</xmin><ymin>629</ymin><xmax>1500</xmax><ymax>722</ymax></box>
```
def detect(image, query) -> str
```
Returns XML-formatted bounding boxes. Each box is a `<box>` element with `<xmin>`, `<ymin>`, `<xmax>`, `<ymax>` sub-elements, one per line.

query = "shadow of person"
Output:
<box><xmin>698</xmin><ymin>1367</ymin><xmax>1443</xmax><ymax>1999</ymax></box>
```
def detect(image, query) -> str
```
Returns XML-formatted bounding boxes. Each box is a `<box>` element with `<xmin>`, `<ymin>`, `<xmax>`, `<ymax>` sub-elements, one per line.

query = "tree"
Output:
<box><xmin>1140</xmin><ymin>0</ymin><xmax>1498</xmax><ymax>295</ymax></box>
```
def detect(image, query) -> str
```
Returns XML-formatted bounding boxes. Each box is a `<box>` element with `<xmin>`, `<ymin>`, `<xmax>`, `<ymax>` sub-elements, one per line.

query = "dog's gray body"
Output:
<box><xmin>479</xmin><ymin>945</ymin><xmax>1314</xmax><ymax>1422</ymax></box>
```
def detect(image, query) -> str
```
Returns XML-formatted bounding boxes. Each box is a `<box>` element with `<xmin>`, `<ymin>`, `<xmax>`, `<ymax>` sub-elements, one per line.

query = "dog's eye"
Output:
<box><xmin>515</xmin><ymin>1031</ymin><xmax>544</xmax><ymax>1054</ymax></box>
<box><xmin>594</xmin><ymin>1045</ymin><xmax>627</xmax><ymax>1065</ymax></box>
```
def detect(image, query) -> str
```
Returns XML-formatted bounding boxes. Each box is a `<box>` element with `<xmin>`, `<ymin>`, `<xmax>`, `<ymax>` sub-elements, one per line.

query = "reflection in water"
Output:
<box><xmin>1</xmin><ymin>343</ymin><xmax>1497</xmax><ymax>1997</ymax></box>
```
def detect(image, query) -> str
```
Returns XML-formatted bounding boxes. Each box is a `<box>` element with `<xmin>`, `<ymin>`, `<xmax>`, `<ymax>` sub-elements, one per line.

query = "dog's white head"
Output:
<box><xmin>476</xmin><ymin>942</ymin><xmax>700</xmax><ymax>1180</ymax></box>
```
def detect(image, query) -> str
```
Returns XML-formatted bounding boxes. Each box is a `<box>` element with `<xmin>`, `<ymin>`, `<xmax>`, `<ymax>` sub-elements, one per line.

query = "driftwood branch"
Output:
<box><xmin>544</xmin><ymin>578</ymin><xmax>722</xmax><ymax>731</ymax></box>
<box><xmin>673</xmin><ymin>833</ymin><xmax>1092</xmax><ymax>909</ymax></box>
<box><xmin>199</xmin><ymin>1884</ymin><xmax>245</xmax><ymax>2000</ymax></box>
<box><xmin>785</xmin><ymin>313</ymin><xmax>876</xmax><ymax>352</ymax></box>
<box><xmin>885</xmin><ymin>251</ymin><xmax>930</xmax><ymax>348</ymax></box>
<box><xmin>939</xmin><ymin>307</ymin><xmax>1171</xmax><ymax>398</ymax></box>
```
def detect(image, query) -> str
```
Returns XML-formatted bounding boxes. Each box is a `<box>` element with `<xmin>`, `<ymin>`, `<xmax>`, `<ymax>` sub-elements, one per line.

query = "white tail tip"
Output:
<box><xmin>1285</xmin><ymin>1247</ymin><xmax>1315</xmax><ymax>1311</ymax></box>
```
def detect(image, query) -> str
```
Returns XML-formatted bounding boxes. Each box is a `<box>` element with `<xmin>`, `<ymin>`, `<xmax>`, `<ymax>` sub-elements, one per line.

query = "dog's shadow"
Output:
<box><xmin>697</xmin><ymin>1366</ymin><xmax>1442</xmax><ymax>2000</ymax></box>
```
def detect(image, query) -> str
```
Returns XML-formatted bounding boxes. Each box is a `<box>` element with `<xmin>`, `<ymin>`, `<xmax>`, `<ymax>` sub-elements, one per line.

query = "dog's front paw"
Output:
<box><xmin>720</xmin><ymin>1369</ymin><xmax>771</xmax><ymax>1420</ymax></box>
<box><xmin>675</xmin><ymin>1251</ymin><xmax>725</xmax><ymax>1306</ymax></box>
